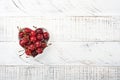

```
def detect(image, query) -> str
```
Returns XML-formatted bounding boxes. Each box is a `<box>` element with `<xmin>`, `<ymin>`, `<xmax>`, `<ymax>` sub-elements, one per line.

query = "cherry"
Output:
<box><xmin>23</xmin><ymin>28</ymin><xmax>32</xmax><ymax>33</ymax></box>
<box><xmin>25</xmin><ymin>49</ymin><xmax>31</xmax><ymax>55</ymax></box>
<box><xmin>35</xmin><ymin>41</ymin><xmax>41</xmax><ymax>48</ymax></box>
<box><xmin>36</xmin><ymin>48</ymin><xmax>43</xmax><ymax>54</ymax></box>
<box><xmin>30</xmin><ymin>30</ymin><xmax>36</xmax><ymax>36</ymax></box>
<box><xmin>22</xmin><ymin>37</ymin><xmax>28</xmax><ymax>43</ymax></box>
<box><xmin>24</xmin><ymin>45</ymin><xmax>29</xmax><ymax>49</ymax></box>
<box><xmin>31</xmin><ymin>51</ymin><xmax>38</xmax><ymax>57</ymax></box>
<box><xmin>25</xmin><ymin>35</ymin><xmax>30</xmax><ymax>40</ymax></box>
<box><xmin>43</xmin><ymin>32</ymin><xmax>49</xmax><ymax>40</ymax></box>
<box><xmin>37</xmin><ymin>34</ymin><xmax>43</xmax><ymax>41</ymax></box>
<box><xmin>19</xmin><ymin>37</ymin><xmax>28</xmax><ymax>47</ymax></box>
<box><xmin>41</xmin><ymin>42</ymin><xmax>47</xmax><ymax>49</ymax></box>
<box><xmin>30</xmin><ymin>36</ymin><xmax>36</xmax><ymax>42</ymax></box>
<box><xmin>19</xmin><ymin>40</ymin><xmax>25</xmax><ymax>47</ymax></box>
<box><xmin>19</xmin><ymin>32</ymin><xmax>24</xmax><ymax>39</ymax></box>
<box><xmin>28</xmin><ymin>44</ymin><xmax>35</xmax><ymax>51</ymax></box>
<box><xmin>18</xmin><ymin>26</ymin><xmax>50</xmax><ymax>57</ymax></box>
<box><xmin>35</xmin><ymin>28</ymin><xmax>43</xmax><ymax>34</ymax></box>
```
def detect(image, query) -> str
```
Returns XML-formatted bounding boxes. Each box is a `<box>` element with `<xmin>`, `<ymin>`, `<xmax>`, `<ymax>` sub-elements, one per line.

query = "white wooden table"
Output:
<box><xmin>0</xmin><ymin>16</ymin><xmax>120</xmax><ymax>80</ymax></box>
<box><xmin>0</xmin><ymin>0</ymin><xmax>120</xmax><ymax>80</ymax></box>
<box><xmin>0</xmin><ymin>65</ymin><xmax>120</xmax><ymax>80</ymax></box>
<box><xmin>0</xmin><ymin>0</ymin><xmax>120</xmax><ymax>16</ymax></box>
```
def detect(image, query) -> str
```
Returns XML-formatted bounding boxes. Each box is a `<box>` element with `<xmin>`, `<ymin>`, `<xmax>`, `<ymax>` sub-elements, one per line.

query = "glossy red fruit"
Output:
<box><xmin>19</xmin><ymin>40</ymin><xmax>25</xmax><ymax>47</ymax></box>
<box><xmin>23</xmin><ymin>28</ymin><xmax>32</xmax><ymax>33</ymax></box>
<box><xmin>19</xmin><ymin>38</ymin><xmax>28</xmax><ymax>47</ymax></box>
<box><xmin>25</xmin><ymin>49</ymin><xmax>31</xmax><ymax>55</ymax></box>
<box><xmin>31</xmin><ymin>51</ymin><xmax>38</xmax><ymax>57</ymax></box>
<box><xmin>19</xmin><ymin>32</ymin><xmax>24</xmax><ymax>39</ymax></box>
<box><xmin>18</xmin><ymin>27</ymin><xmax>50</xmax><ymax>57</ymax></box>
<box><xmin>35</xmin><ymin>41</ymin><xmax>41</xmax><ymax>48</ymax></box>
<box><xmin>35</xmin><ymin>28</ymin><xmax>43</xmax><ymax>34</ymax></box>
<box><xmin>37</xmin><ymin>34</ymin><xmax>43</xmax><ymax>41</ymax></box>
<box><xmin>36</xmin><ymin>48</ymin><xmax>43</xmax><ymax>54</ymax></box>
<box><xmin>22</xmin><ymin>37</ymin><xmax>28</xmax><ymax>43</ymax></box>
<box><xmin>28</xmin><ymin>44</ymin><xmax>35</xmax><ymax>51</ymax></box>
<box><xmin>41</xmin><ymin>42</ymin><xmax>47</xmax><ymax>49</ymax></box>
<box><xmin>24</xmin><ymin>45</ymin><xmax>29</xmax><ymax>49</ymax></box>
<box><xmin>43</xmin><ymin>32</ymin><xmax>49</xmax><ymax>40</ymax></box>
<box><xmin>30</xmin><ymin>36</ymin><xmax>36</xmax><ymax>42</ymax></box>
<box><xmin>30</xmin><ymin>30</ymin><xmax>36</xmax><ymax>36</ymax></box>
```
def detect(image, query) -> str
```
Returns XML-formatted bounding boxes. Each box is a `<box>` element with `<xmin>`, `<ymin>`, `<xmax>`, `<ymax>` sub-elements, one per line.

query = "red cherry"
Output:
<box><xmin>28</xmin><ymin>44</ymin><xmax>35</xmax><ymax>51</ymax></box>
<box><xmin>25</xmin><ymin>49</ymin><xmax>31</xmax><ymax>55</ymax></box>
<box><xmin>30</xmin><ymin>36</ymin><xmax>36</xmax><ymax>43</ymax></box>
<box><xmin>18</xmin><ymin>27</ymin><xmax>50</xmax><ymax>57</ymax></box>
<box><xmin>19</xmin><ymin>40</ymin><xmax>25</xmax><ymax>47</ymax></box>
<box><xmin>43</xmin><ymin>32</ymin><xmax>49</xmax><ymax>40</ymax></box>
<box><xmin>24</xmin><ymin>45</ymin><xmax>29</xmax><ymax>49</ymax></box>
<box><xmin>30</xmin><ymin>30</ymin><xmax>36</xmax><ymax>36</ymax></box>
<box><xmin>19</xmin><ymin>38</ymin><xmax>28</xmax><ymax>47</ymax></box>
<box><xmin>37</xmin><ymin>34</ymin><xmax>43</xmax><ymax>41</ymax></box>
<box><xmin>35</xmin><ymin>41</ymin><xmax>41</xmax><ymax>48</ymax></box>
<box><xmin>19</xmin><ymin>32</ymin><xmax>24</xmax><ymax>39</ymax></box>
<box><xmin>31</xmin><ymin>51</ymin><xmax>38</xmax><ymax>57</ymax></box>
<box><xmin>41</xmin><ymin>42</ymin><xmax>47</xmax><ymax>49</ymax></box>
<box><xmin>35</xmin><ymin>28</ymin><xmax>43</xmax><ymax>34</ymax></box>
<box><xmin>36</xmin><ymin>48</ymin><xmax>43</xmax><ymax>54</ymax></box>
<box><xmin>22</xmin><ymin>37</ymin><xmax>28</xmax><ymax>43</ymax></box>
<box><xmin>23</xmin><ymin>28</ymin><xmax>32</xmax><ymax>33</ymax></box>
<box><xmin>25</xmin><ymin>34</ymin><xmax>30</xmax><ymax>40</ymax></box>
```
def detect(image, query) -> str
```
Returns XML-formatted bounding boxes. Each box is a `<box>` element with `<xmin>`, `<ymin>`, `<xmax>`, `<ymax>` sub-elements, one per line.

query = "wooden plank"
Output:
<box><xmin>0</xmin><ymin>17</ymin><xmax>120</xmax><ymax>42</ymax></box>
<box><xmin>0</xmin><ymin>42</ymin><xmax>120</xmax><ymax>66</ymax></box>
<box><xmin>0</xmin><ymin>65</ymin><xmax>119</xmax><ymax>80</ymax></box>
<box><xmin>0</xmin><ymin>0</ymin><xmax>120</xmax><ymax>16</ymax></box>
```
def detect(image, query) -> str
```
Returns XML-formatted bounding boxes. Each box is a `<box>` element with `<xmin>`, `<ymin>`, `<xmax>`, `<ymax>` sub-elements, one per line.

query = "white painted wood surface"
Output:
<box><xmin>0</xmin><ymin>65</ymin><xmax>120</xmax><ymax>80</ymax></box>
<box><xmin>0</xmin><ymin>17</ymin><xmax>120</xmax><ymax>66</ymax></box>
<box><xmin>0</xmin><ymin>0</ymin><xmax>120</xmax><ymax>79</ymax></box>
<box><xmin>0</xmin><ymin>0</ymin><xmax>120</xmax><ymax>16</ymax></box>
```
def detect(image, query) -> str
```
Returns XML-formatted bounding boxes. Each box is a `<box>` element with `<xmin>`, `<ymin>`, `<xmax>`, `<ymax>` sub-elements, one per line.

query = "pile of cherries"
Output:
<box><xmin>18</xmin><ymin>26</ymin><xmax>49</xmax><ymax>57</ymax></box>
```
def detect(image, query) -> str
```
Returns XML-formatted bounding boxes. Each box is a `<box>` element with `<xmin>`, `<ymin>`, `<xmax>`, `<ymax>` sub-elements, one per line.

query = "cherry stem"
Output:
<box><xmin>26</xmin><ymin>56</ymin><xmax>30</xmax><ymax>58</ymax></box>
<box><xmin>19</xmin><ymin>53</ymin><xmax>30</xmax><ymax>64</ymax></box>
<box><xmin>33</xmin><ymin>26</ymin><xmax>37</xmax><ymax>29</ymax></box>
<box><xmin>18</xmin><ymin>50</ymin><xmax>24</xmax><ymax>53</ymax></box>
<box><xmin>18</xmin><ymin>51</ymin><xmax>30</xmax><ymax>58</ymax></box>
<box><xmin>19</xmin><ymin>53</ymin><xmax>24</xmax><ymax>56</ymax></box>
<box><xmin>47</xmin><ymin>43</ymin><xmax>52</xmax><ymax>47</ymax></box>
<box><xmin>18</xmin><ymin>50</ymin><xmax>24</xmax><ymax>56</ymax></box>
<box><xmin>17</xmin><ymin>26</ymin><xmax>21</xmax><ymax>31</ymax></box>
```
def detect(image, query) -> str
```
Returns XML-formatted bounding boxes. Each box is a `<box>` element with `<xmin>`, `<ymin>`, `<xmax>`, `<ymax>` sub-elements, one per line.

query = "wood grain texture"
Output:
<box><xmin>0</xmin><ymin>65</ymin><xmax>120</xmax><ymax>80</ymax></box>
<box><xmin>0</xmin><ymin>0</ymin><xmax>120</xmax><ymax>79</ymax></box>
<box><xmin>0</xmin><ymin>17</ymin><xmax>120</xmax><ymax>42</ymax></box>
<box><xmin>0</xmin><ymin>17</ymin><xmax>120</xmax><ymax>66</ymax></box>
<box><xmin>0</xmin><ymin>0</ymin><xmax>120</xmax><ymax>16</ymax></box>
<box><xmin>0</xmin><ymin>42</ymin><xmax>120</xmax><ymax>66</ymax></box>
